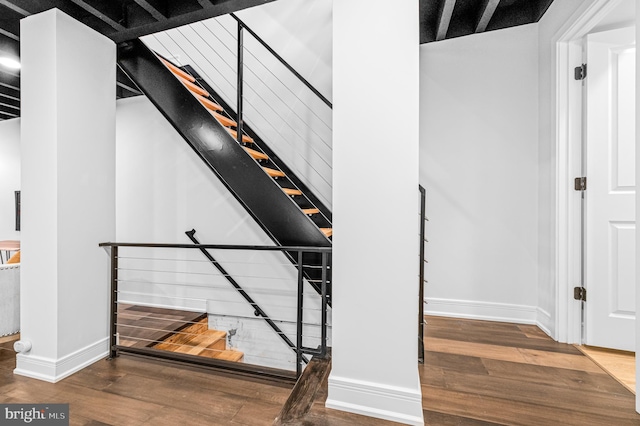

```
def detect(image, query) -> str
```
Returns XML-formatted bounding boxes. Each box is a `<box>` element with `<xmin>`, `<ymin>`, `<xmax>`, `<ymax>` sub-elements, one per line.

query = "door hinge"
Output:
<box><xmin>574</xmin><ymin>287</ymin><xmax>587</xmax><ymax>302</ymax></box>
<box><xmin>574</xmin><ymin>64</ymin><xmax>587</xmax><ymax>80</ymax></box>
<box><xmin>574</xmin><ymin>177</ymin><xmax>587</xmax><ymax>191</ymax></box>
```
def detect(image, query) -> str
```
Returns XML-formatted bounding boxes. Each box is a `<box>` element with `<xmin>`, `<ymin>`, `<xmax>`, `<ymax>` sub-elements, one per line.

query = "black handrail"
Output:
<box><xmin>103</xmin><ymin>239</ymin><xmax>330</xmax><ymax>378</ymax></box>
<box><xmin>418</xmin><ymin>185</ymin><xmax>426</xmax><ymax>364</ymax></box>
<box><xmin>230</xmin><ymin>13</ymin><xmax>332</xmax><ymax>109</ymax></box>
<box><xmin>185</xmin><ymin>229</ymin><xmax>309</xmax><ymax>365</ymax></box>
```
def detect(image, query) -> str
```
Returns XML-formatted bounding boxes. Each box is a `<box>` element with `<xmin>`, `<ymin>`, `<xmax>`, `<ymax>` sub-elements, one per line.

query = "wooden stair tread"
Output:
<box><xmin>264</xmin><ymin>167</ymin><xmax>285</xmax><ymax>178</ymax></box>
<box><xmin>227</xmin><ymin>128</ymin><xmax>254</xmax><ymax>143</ymax></box>
<box><xmin>160</xmin><ymin>58</ymin><xmax>195</xmax><ymax>83</ymax></box>
<box><xmin>180</xmin><ymin>76</ymin><xmax>209</xmax><ymax>98</ymax></box>
<box><xmin>283</xmin><ymin>188</ymin><xmax>302</xmax><ymax>196</ymax></box>
<box><xmin>244</xmin><ymin>147</ymin><xmax>269</xmax><ymax>161</ymax></box>
<box><xmin>320</xmin><ymin>228</ymin><xmax>333</xmax><ymax>238</ymax></box>
<box><xmin>197</xmin><ymin>95</ymin><xmax>223</xmax><ymax>112</ymax></box>
<box><xmin>302</xmin><ymin>208</ymin><xmax>320</xmax><ymax>215</ymax></box>
<box><xmin>212</xmin><ymin>112</ymin><xmax>237</xmax><ymax>127</ymax></box>
<box><xmin>208</xmin><ymin>349</ymin><xmax>244</xmax><ymax>362</ymax></box>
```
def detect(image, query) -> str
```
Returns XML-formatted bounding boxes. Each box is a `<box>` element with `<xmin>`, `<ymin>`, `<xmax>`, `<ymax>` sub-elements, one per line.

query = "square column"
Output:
<box><xmin>16</xmin><ymin>9</ymin><xmax>115</xmax><ymax>382</ymax></box>
<box><xmin>327</xmin><ymin>1</ymin><xmax>423</xmax><ymax>425</ymax></box>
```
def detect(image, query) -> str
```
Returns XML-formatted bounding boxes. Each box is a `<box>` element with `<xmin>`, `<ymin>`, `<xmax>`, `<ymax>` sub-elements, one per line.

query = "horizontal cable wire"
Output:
<box><xmin>211</xmin><ymin>17</ymin><xmax>331</xmax><ymax>129</ymax></box>
<box><xmin>164</xmin><ymin>28</ymin><xmax>333</xmax><ymax>182</ymax></box>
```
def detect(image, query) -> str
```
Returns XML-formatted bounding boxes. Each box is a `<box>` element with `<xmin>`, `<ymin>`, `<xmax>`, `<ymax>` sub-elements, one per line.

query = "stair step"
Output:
<box><xmin>160</xmin><ymin>58</ymin><xmax>195</xmax><ymax>83</ymax></box>
<box><xmin>208</xmin><ymin>349</ymin><xmax>244</xmax><ymax>362</ymax></box>
<box><xmin>282</xmin><ymin>188</ymin><xmax>302</xmax><ymax>196</ymax></box>
<box><xmin>320</xmin><ymin>228</ymin><xmax>333</xmax><ymax>238</ymax></box>
<box><xmin>212</xmin><ymin>112</ymin><xmax>237</xmax><ymax>128</ymax></box>
<box><xmin>244</xmin><ymin>147</ymin><xmax>269</xmax><ymax>161</ymax></box>
<box><xmin>264</xmin><ymin>167</ymin><xmax>285</xmax><ymax>178</ymax></box>
<box><xmin>180</xmin><ymin>76</ymin><xmax>209</xmax><ymax>98</ymax></box>
<box><xmin>174</xmin><ymin>330</ymin><xmax>227</xmax><ymax>356</ymax></box>
<box><xmin>197</xmin><ymin>95</ymin><xmax>223</xmax><ymax>112</ymax></box>
<box><xmin>302</xmin><ymin>208</ymin><xmax>320</xmax><ymax>215</ymax></box>
<box><xmin>227</xmin><ymin>129</ymin><xmax>254</xmax><ymax>143</ymax></box>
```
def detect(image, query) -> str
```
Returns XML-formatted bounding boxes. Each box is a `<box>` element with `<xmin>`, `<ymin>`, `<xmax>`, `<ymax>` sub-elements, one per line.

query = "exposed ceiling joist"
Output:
<box><xmin>117</xmin><ymin>81</ymin><xmax>142</xmax><ymax>95</ymax></box>
<box><xmin>476</xmin><ymin>0</ymin><xmax>501</xmax><ymax>33</ymax></box>
<box><xmin>0</xmin><ymin>0</ymin><xmax>29</xmax><ymax>16</ymax></box>
<box><xmin>111</xmin><ymin>0</ymin><xmax>277</xmax><ymax>42</ymax></box>
<box><xmin>0</xmin><ymin>28</ymin><xmax>19</xmax><ymax>41</ymax></box>
<box><xmin>436</xmin><ymin>0</ymin><xmax>457</xmax><ymax>42</ymax></box>
<box><xmin>132</xmin><ymin>0</ymin><xmax>167</xmax><ymax>22</ymax></box>
<box><xmin>68</xmin><ymin>0</ymin><xmax>127</xmax><ymax>32</ymax></box>
<box><xmin>196</xmin><ymin>0</ymin><xmax>212</xmax><ymax>8</ymax></box>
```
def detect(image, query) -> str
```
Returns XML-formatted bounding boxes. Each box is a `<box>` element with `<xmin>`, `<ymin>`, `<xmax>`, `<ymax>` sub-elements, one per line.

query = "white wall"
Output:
<box><xmin>17</xmin><ymin>9</ymin><xmax>115</xmax><ymax>382</ymax></box>
<box><xmin>420</xmin><ymin>24</ymin><xmax>540</xmax><ymax>325</ymax></box>
<box><xmin>327</xmin><ymin>1</ymin><xmax>423</xmax><ymax>425</ymax></box>
<box><xmin>0</xmin><ymin>118</ymin><xmax>20</xmax><ymax>240</ymax></box>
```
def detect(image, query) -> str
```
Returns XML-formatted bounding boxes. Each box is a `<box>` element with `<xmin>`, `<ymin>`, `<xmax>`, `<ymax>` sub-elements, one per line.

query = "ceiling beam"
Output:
<box><xmin>111</xmin><ymin>0</ymin><xmax>276</xmax><ymax>43</ymax></box>
<box><xmin>476</xmin><ymin>0</ymin><xmax>501</xmax><ymax>33</ymax></box>
<box><xmin>0</xmin><ymin>110</ymin><xmax>19</xmax><ymax>118</ymax></box>
<box><xmin>0</xmin><ymin>0</ymin><xmax>29</xmax><ymax>16</ymax></box>
<box><xmin>132</xmin><ymin>0</ymin><xmax>167</xmax><ymax>22</ymax></box>
<box><xmin>196</xmin><ymin>0</ymin><xmax>212</xmax><ymax>8</ymax></box>
<box><xmin>68</xmin><ymin>0</ymin><xmax>126</xmax><ymax>32</ymax></box>
<box><xmin>436</xmin><ymin>0</ymin><xmax>456</xmax><ymax>41</ymax></box>
<box><xmin>0</xmin><ymin>28</ymin><xmax>18</xmax><ymax>41</ymax></box>
<box><xmin>0</xmin><ymin>81</ymin><xmax>19</xmax><ymax>92</ymax></box>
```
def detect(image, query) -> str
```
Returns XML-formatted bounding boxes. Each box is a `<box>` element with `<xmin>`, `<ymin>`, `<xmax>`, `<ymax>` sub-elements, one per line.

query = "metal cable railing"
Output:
<box><xmin>141</xmin><ymin>13</ymin><xmax>333</xmax><ymax>211</ymax></box>
<box><xmin>100</xmin><ymin>239</ymin><xmax>331</xmax><ymax>379</ymax></box>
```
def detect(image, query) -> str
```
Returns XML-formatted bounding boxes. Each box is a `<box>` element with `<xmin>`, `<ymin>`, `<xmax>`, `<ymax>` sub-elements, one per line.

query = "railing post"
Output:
<box><xmin>236</xmin><ymin>20</ymin><xmax>244</xmax><ymax>143</ymax></box>
<box><xmin>109</xmin><ymin>246</ymin><xmax>119</xmax><ymax>359</ymax></box>
<box><xmin>418</xmin><ymin>186</ymin><xmax>426</xmax><ymax>364</ymax></box>
<box><xmin>296</xmin><ymin>250</ymin><xmax>304</xmax><ymax>377</ymax></box>
<box><xmin>320</xmin><ymin>251</ymin><xmax>328</xmax><ymax>357</ymax></box>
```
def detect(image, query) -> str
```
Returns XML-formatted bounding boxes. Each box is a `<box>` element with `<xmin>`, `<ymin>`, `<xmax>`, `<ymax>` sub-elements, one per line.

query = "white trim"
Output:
<box><xmin>326</xmin><ymin>376</ymin><xmax>424</xmax><ymax>426</ymax></box>
<box><xmin>554</xmin><ymin>0</ymin><xmax>626</xmax><ymax>345</ymax></box>
<box><xmin>537</xmin><ymin>307</ymin><xmax>553</xmax><ymax>337</ymax></box>
<box><xmin>425</xmin><ymin>298</ymin><xmax>538</xmax><ymax>324</ymax></box>
<box><xmin>14</xmin><ymin>337</ymin><xmax>108</xmax><ymax>383</ymax></box>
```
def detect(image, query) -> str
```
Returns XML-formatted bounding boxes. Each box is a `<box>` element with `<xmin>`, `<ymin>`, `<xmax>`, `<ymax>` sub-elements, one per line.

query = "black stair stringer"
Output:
<box><xmin>117</xmin><ymin>39</ymin><xmax>331</xmax><ymax>300</ymax></box>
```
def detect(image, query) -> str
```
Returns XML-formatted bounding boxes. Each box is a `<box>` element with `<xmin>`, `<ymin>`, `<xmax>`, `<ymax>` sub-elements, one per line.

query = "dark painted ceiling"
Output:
<box><xmin>420</xmin><ymin>0</ymin><xmax>555</xmax><ymax>44</ymax></box>
<box><xmin>0</xmin><ymin>0</ymin><xmax>275</xmax><ymax>121</ymax></box>
<box><xmin>0</xmin><ymin>0</ymin><xmax>555</xmax><ymax>121</ymax></box>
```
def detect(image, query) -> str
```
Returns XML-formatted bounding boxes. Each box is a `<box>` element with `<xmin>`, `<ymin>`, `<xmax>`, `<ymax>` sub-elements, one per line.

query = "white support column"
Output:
<box><xmin>327</xmin><ymin>1</ymin><xmax>423</xmax><ymax>425</ymax></box>
<box><xmin>16</xmin><ymin>9</ymin><xmax>115</xmax><ymax>382</ymax></box>
<box><xmin>635</xmin><ymin>7</ymin><xmax>640</xmax><ymax>413</ymax></box>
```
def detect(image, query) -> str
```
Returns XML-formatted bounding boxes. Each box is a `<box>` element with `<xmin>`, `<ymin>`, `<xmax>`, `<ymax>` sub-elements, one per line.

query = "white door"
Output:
<box><xmin>585</xmin><ymin>26</ymin><xmax>636</xmax><ymax>352</ymax></box>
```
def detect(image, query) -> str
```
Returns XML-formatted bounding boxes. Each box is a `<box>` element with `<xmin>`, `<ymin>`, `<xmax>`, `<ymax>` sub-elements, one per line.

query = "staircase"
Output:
<box><xmin>117</xmin><ymin>38</ymin><xmax>332</xmax><ymax>299</ymax></box>
<box><xmin>153</xmin><ymin>318</ymin><xmax>244</xmax><ymax>362</ymax></box>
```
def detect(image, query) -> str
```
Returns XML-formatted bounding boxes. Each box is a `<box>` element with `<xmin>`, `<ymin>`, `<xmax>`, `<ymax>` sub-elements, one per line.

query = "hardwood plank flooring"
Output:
<box><xmin>1</xmin><ymin>315</ymin><xmax>639</xmax><ymax>425</ymax></box>
<box><xmin>577</xmin><ymin>345</ymin><xmax>635</xmax><ymax>394</ymax></box>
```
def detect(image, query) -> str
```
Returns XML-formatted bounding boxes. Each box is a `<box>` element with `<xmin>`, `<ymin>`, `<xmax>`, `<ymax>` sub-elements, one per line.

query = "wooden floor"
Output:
<box><xmin>577</xmin><ymin>344</ymin><xmax>635</xmax><ymax>394</ymax></box>
<box><xmin>1</xmin><ymin>316</ymin><xmax>639</xmax><ymax>425</ymax></box>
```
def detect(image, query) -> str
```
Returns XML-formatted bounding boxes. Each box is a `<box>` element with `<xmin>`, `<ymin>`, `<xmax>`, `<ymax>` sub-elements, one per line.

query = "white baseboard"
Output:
<box><xmin>326</xmin><ymin>375</ymin><xmax>424</xmax><ymax>426</ymax></box>
<box><xmin>14</xmin><ymin>337</ymin><xmax>109</xmax><ymax>383</ymax></box>
<box><xmin>536</xmin><ymin>307</ymin><xmax>553</xmax><ymax>337</ymax></box>
<box><xmin>424</xmin><ymin>297</ymin><xmax>537</xmax><ymax>325</ymax></box>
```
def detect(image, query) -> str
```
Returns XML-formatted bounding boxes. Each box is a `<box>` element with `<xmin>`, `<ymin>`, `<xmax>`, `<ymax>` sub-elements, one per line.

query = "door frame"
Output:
<box><xmin>555</xmin><ymin>0</ymin><xmax>628</xmax><ymax>345</ymax></box>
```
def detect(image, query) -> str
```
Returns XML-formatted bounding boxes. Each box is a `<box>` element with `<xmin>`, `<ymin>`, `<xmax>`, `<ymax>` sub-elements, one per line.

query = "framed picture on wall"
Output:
<box><xmin>15</xmin><ymin>190</ymin><xmax>20</xmax><ymax>231</ymax></box>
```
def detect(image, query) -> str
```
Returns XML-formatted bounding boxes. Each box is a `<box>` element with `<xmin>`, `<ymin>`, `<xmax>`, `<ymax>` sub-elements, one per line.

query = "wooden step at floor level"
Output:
<box><xmin>212</xmin><ymin>112</ymin><xmax>236</xmax><ymax>128</ymax></box>
<box><xmin>282</xmin><ymin>188</ymin><xmax>302</xmax><ymax>196</ymax></box>
<box><xmin>302</xmin><ymin>208</ymin><xmax>320</xmax><ymax>215</ymax></box>
<box><xmin>227</xmin><ymin>129</ymin><xmax>254</xmax><ymax>143</ymax></box>
<box><xmin>244</xmin><ymin>147</ymin><xmax>269</xmax><ymax>161</ymax></box>
<box><xmin>197</xmin><ymin>95</ymin><xmax>223</xmax><ymax>112</ymax></box>
<box><xmin>160</xmin><ymin>58</ymin><xmax>195</xmax><ymax>83</ymax></box>
<box><xmin>264</xmin><ymin>167</ymin><xmax>285</xmax><ymax>178</ymax></box>
<box><xmin>179</xmin><ymin>76</ymin><xmax>209</xmax><ymax>98</ymax></box>
<box><xmin>172</xmin><ymin>330</ymin><xmax>227</xmax><ymax>356</ymax></box>
<box><xmin>320</xmin><ymin>228</ymin><xmax>333</xmax><ymax>238</ymax></box>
